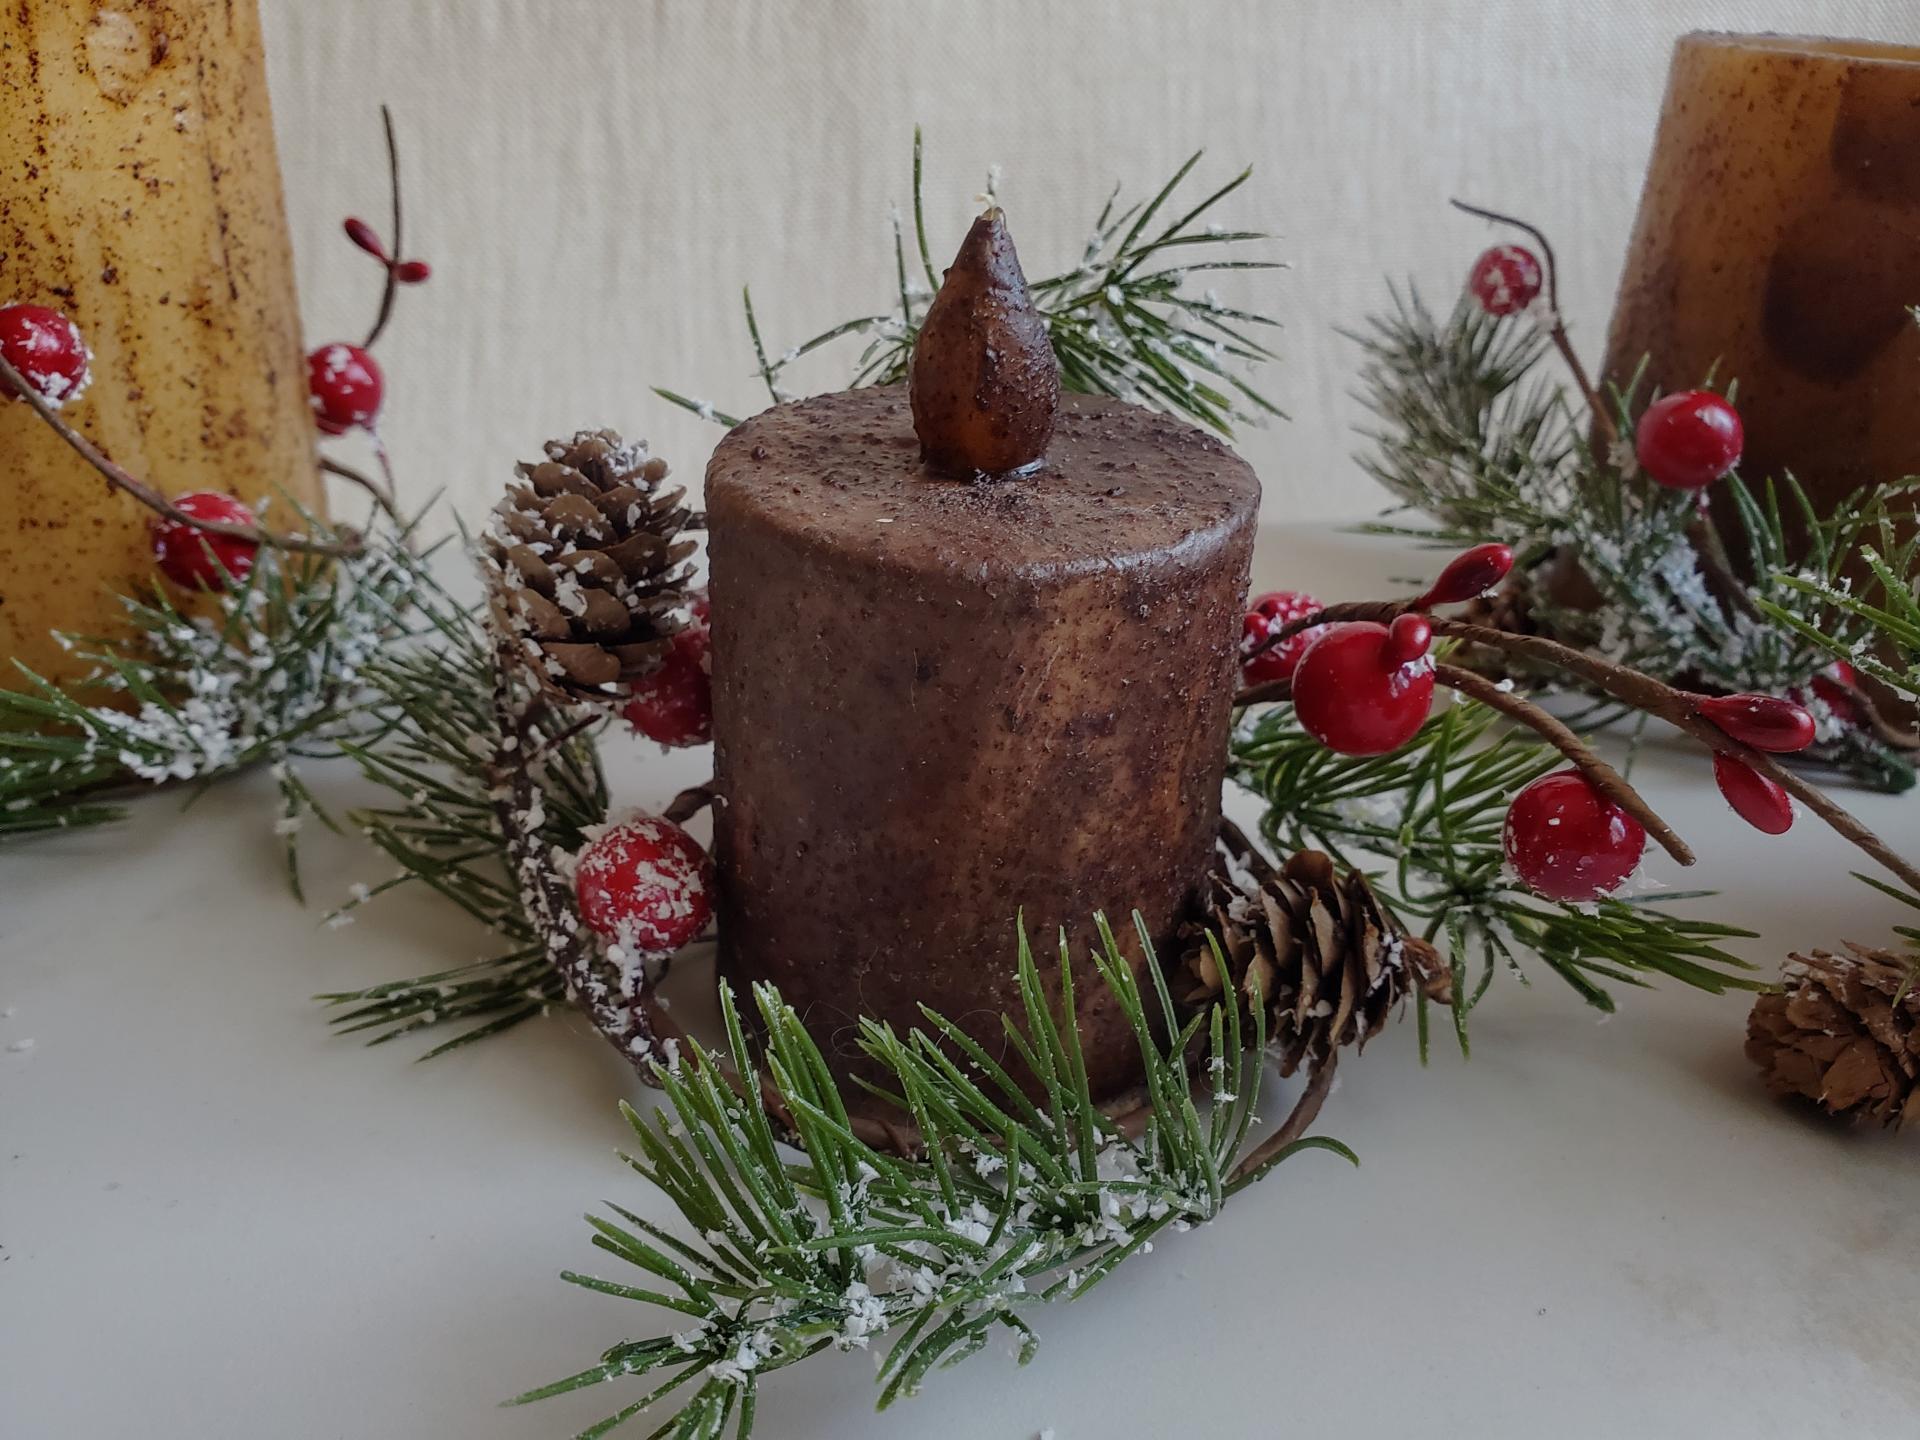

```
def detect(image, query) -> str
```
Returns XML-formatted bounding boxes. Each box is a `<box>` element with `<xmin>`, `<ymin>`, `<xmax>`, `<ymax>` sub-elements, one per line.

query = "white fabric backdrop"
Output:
<box><xmin>261</xmin><ymin>0</ymin><xmax>1916</xmax><ymax>532</ymax></box>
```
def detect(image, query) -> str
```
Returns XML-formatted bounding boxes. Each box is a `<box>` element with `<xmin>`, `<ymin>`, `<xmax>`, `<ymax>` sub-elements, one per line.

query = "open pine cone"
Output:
<box><xmin>485</xmin><ymin>429</ymin><xmax>697</xmax><ymax>705</ymax></box>
<box><xmin>1746</xmin><ymin>944</ymin><xmax>1919</xmax><ymax>1128</ymax></box>
<box><xmin>1180</xmin><ymin>841</ymin><xmax>1451</xmax><ymax>1076</ymax></box>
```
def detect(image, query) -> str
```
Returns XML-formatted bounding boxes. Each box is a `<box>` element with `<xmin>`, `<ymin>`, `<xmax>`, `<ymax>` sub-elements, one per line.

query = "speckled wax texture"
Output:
<box><xmin>706</xmin><ymin>385</ymin><xmax>1260</xmax><ymax>1108</ymax></box>
<box><xmin>0</xmin><ymin>0</ymin><xmax>323</xmax><ymax>686</ymax></box>
<box><xmin>1604</xmin><ymin>32</ymin><xmax>1920</xmax><ymax>529</ymax></box>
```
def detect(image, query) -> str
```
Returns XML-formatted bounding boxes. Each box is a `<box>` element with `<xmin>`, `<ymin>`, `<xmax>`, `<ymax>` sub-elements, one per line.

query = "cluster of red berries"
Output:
<box><xmin>1241</xmin><ymin>542</ymin><xmax>1515</xmax><ymax>756</ymax></box>
<box><xmin>1503</xmin><ymin>692</ymin><xmax>1810</xmax><ymax>901</ymax></box>
<box><xmin>1241</xmin><ymin>537</ymin><xmax>1819</xmax><ymax>903</ymax></box>
<box><xmin>574</xmin><ymin>812</ymin><xmax>714</xmax><ymax>957</ymax></box>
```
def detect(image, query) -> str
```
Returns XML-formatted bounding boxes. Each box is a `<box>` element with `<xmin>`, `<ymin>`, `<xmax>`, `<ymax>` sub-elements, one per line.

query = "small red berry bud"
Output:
<box><xmin>1635</xmin><ymin>390</ymin><xmax>1743</xmax><ymax>490</ymax></box>
<box><xmin>1696</xmin><ymin>694</ymin><xmax>1816</xmax><ymax>753</ymax></box>
<box><xmin>343</xmin><ymin>217</ymin><xmax>388</xmax><ymax>260</ymax></box>
<box><xmin>575</xmin><ymin>814</ymin><xmax>714</xmax><ymax>955</ymax></box>
<box><xmin>393</xmin><ymin>259</ymin><xmax>431</xmax><ymax>284</ymax></box>
<box><xmin>1385</xmin><ymin>611</ymin><xmax>1433</xmax><ymax>665</ymax></box>
<box><xmin>1711</xmin><ymin>753</ymin><xmax>1794</xmax><ymax>835</ymax></box>
<box><xmin>1467</xmin><ymin>245</ymin><xmax>1543</xmax><ymax>316</ymax></box>
<box><xmin>1418</xmin><ymin>542</ymin><xmax>1515</xmax><ymax>607</ymax></box>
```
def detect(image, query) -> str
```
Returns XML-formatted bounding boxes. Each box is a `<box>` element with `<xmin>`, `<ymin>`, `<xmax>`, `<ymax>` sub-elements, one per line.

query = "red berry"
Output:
<box><xmin>574</xmin><ymin>813</ymin><xmax>714</xmax><ymax>956</ymax></box>
<box><xmin>1290</xmin><ymin>620</ymin><xmax>1436</xmax><ymax>756</ymax></box>
<box><xmin>152</xmin><ymin>491</ymin><xmax>260</xmax><ymax>590</ymax></box>
<box><xmin>1241</xmin><ymin>590</ymin><xmax>1324</xmax><ymax>684</ymax></box>
<box><xmin>624</xmin><ymin>597</ymin><xmax>712</xmax><ymax>746</ymax></box>
<box><xmin>1466</xmin><ymin>245</ymin><xmax>1543</xmax><ymax>316</ymax></box>
<box><xmin>1634</xmin><ymin>390</ymin><xmax>1742</xmax><ymax>490</ymax></box>
<box><xmin>1385</xmin><ymin>611</ymin><xmax>1432</xmax><ymax>665</ymax></box>
<box><xmin>343</xmin><ymin>217</ymin><xmax>388</xmax><ymax>260</ymax></box>
<box><xmin>1418</xmin><ymin>542</ymin><xmax>1515</xmax><ymax>607</ymax></box>
<box><xmin>1504</xmin><ymin>770</ymin><xmax>1646</xmax><ymax>902</ymax></box>
<box><xmin>1696</xmin><ymin>693</ymin><xmax>1815</xmax><ymax>753</ymax></box>
<box><xmin>307</xmin><ymin>342</ymin><xmax>384</xmax><ymax>434</ymax></box>
<box><xmin>1711</xmin><ymin>753</ymin><xmax>1794</xmax><ymax>835</ymax></box>
<box><xmin>0</xmin><ymin>303</ymin><xmax>91</xmax><ymax>407</ymax></box>
<box><xmin>1807</xmin><ymin>661</ymin><xmax>1861</xmax><ymax>727</ymax></box>
<box><xmin>393</xmin><ymin>259</ymin><xmax>431</xmax><ymax>284</ymax></box>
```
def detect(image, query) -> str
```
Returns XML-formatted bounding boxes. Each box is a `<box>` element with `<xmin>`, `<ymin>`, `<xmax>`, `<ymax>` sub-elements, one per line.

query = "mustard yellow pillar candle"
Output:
<box><xmin>1603</xmin><ymin>33</ymin><xmax>1920</xmax><ymax>527</ymax></box>
<box><xmin>0</xmin><ymin>0</ymin><xmax>322</xmax><ymax>686</ymax></box>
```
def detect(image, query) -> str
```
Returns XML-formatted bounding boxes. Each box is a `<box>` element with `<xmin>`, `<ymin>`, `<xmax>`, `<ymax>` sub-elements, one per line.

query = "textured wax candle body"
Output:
<box><xmin>707</xmin><ymin>387</ymin><xmax>1259</xmax><ymax>1105</ymax></box>
<box><xmin>1603</xmin><ymin>33</ymin><xmax>1920</xmax><ymax>533</ymax></box>
<box><xmin>0</xmin><ymin>0</ymin><xmax>322</xmax><ymax>685</ymax></box>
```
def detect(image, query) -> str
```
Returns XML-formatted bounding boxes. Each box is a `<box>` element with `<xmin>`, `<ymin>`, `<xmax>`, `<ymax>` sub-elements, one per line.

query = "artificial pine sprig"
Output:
<box><xmin>512</xmin><ymin>918</ymin><xmax>1349</xmax><ymax>1439</ymax></box>
<box><xmin>0</xmin><ymin>519</ymin><xmax>421</xmax><ymax>875</ymax></box>
<box><xmin>316</xmin><ymin>558</ymin><xmax>608</xmax><ymax>1056</ymax></box>
<box><xmin>658</xmin><ymin>131</ymin><xmax>1283</xmax><ymax>438</ymax></box>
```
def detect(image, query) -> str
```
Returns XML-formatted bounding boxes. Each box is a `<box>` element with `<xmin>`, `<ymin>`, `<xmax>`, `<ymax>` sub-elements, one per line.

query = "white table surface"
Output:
<box><xmin>4</xmin><ymin>525</ymin><xmax>1917</xmax><ymax>1439</ymax></box>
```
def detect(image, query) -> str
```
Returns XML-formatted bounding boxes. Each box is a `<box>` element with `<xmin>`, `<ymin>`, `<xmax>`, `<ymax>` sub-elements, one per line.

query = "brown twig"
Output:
<box><xmin>319</xmin><ymin>455</ymin><xmax>404</xmax><ymax>529</ymax></box>
<box><xmin>1436</xmin><ymin>662</ymin><xmax>1692</xmax><ymax>865</ymax></box>
<box><xmin>1226</xmin><ymin>1054</ymin><xmax>1339</xmax><ymax>1187</ymax></box>
<box><xmin>1233</xmin><ymin>677</ymin><xmax>1292</xmax><ymax>707</ymax></box>
<box><xmin>2</xmin><ymin>350</ymin><xmax>361</xmax><ymax>559</ymax></box>
<box><xmin>1451</xmin><ymin>198</ymin><xmax>1617</xmax><ymax>453</ymax></box>
<box><xmin>664</xmin><ymin>779</ymin><xmax>716</xmax><ymax>825</ymax></box>
<box><xmin>363</xmin><ymin>104</ymin><xmax>404</xmax><ymax>350</ymax></box>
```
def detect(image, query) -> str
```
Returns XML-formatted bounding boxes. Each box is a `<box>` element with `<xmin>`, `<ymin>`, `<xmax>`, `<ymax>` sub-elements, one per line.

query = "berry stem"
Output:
<box><xmin>363</xmin><ymin>104</ymin><xmax>405</xmax><ymax>350</ymax></box>
<box><xmin>1435</xmin><ymin>661</ymin><xmax>1692</xmax><ymax>865</ymax></box>
<box><xmin>1450</xmin><ymin>199</ymin><xmax>1617</xmax><ymax>452</ymax></box>
<box><xmin>318</xmin><ymin>454</ymin><xmax>404</xmax><ymax>528</ymax></box>
<box><xmin>0</xmin><ymin>349</ymin><xmax>361</xmax><ymax>558</ymax></box>
<box><xmin>663</xmin><ymin>779</ymin><xmax>716</xmax><ymax>824</ymax></box>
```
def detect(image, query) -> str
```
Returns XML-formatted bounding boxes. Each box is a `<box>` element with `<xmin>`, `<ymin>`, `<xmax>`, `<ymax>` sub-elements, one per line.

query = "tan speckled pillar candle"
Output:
<box><xmin>0</xmin><ymin>0</ymin><xmax>322</xmax><ymax>685</ymax></box>
<box><xmin>1603</xmin><ymin>33</ymin><xmax>1920</xmax><ymax>534</ymax></box>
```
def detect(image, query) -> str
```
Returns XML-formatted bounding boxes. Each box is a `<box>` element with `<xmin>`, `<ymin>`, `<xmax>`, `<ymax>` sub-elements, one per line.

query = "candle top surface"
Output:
<box><xmin>706</xmin><ymin>385</ymin><xmax>1259</xmax><ymax>584</ymax></box>
<box><xmin>1681</xmin><ymin>31</ymin><xmax>1920</xmax><ymax>65</ymax></box>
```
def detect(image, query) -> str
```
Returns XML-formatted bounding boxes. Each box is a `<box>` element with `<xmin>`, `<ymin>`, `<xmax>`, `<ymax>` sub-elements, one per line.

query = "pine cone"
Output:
<box><xmin>1180</xmin><ymin>846</ymin><xmax>1451</xmax><ymax>1076</ymax></box>
<box><xmin>485</xmin><ymin>429</ymin><xmax>697</xmax><ymax>704</ymax></box>
<box><xmin>1746</xmin><ymin>944</ymin><xmax>1920</xmax><ymax>1128</ymax></box>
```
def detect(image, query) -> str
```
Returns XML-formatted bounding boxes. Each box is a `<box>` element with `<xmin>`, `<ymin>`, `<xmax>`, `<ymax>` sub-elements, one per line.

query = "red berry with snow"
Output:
<box><xmin>1696</xmin><ymin>693</ymin><xmax>1815</xmax><ymax>753</ymax></box>
<box><xmin>1467</xmin><ymin>245</ymin><xmax>1543</xmax><ymax>316</ymax></box>
<box><xmin>1504</xmin><ymin>770</ymin><xmax>1646</xmax><ymax>902</ymax></box>
<box><xmin>1418</xmin><ymin>542</ymin><xmax>1515</xmax><ymax>607</ymax></box>
<box><xmin>307</xmin><ymin>342</ymin><xmax>384</xmax><ymax>434</ymax></box>
<box><xmin>0</xmin><ymin>303</ymin><xmax>90</xmax><ymax>407</ymax></box>
<box><xmin>1711</xmin><ymin>753</ymin><xmax>1794</xmax><ymax>835</ymax></box>
<box><xmin>575</xmin><ymin>814</ymin><xmax>714</xmax><ymax>956</ymax></box>
<box><xmin>624</xmin><ymin>597</ymin><xmax>712</xmax><ymax>746</ymax></box>
<box><xmin>1241</xmin><ymin>590</ymin><xmax>1324</xmax><ymax>684</ymax></box>
<box><xmin>1290</xmin><ymin>619</ymin><xmax>1436</xmax><ymax>756</ymax></box>
<box><xmin>152</xmin><ymin>492</ymin><xmax>260</xmax><ymax>590</ymax></box>
<box><xmin>1635</xmin><ymin>390</ymin><xmax>1743</xmax><ymax>490</ymax></box>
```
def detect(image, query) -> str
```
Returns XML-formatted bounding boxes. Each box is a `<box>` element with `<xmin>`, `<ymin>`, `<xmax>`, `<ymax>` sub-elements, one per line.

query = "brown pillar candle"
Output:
<box><xmin>706</xmin><ymin>212</ymin><xmax>1259</xmax><ymax>1104</ymax></box>
<box><xmin>1603</xmin><ymin>32</ymin><xmax>1920</xmax><ymax>526</ymax></box>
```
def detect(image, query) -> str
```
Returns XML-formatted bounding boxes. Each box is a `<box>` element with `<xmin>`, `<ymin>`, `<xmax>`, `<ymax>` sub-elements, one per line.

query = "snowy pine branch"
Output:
<box><xmin>657</xmin><ymin>131</ymin><xmax>1283</xmax><ymax>438</ymax></box>
<box><xmin>510</xmin><ymin>919</ymin><xmax>1348</xmax><ymax>1439</ymax></box>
